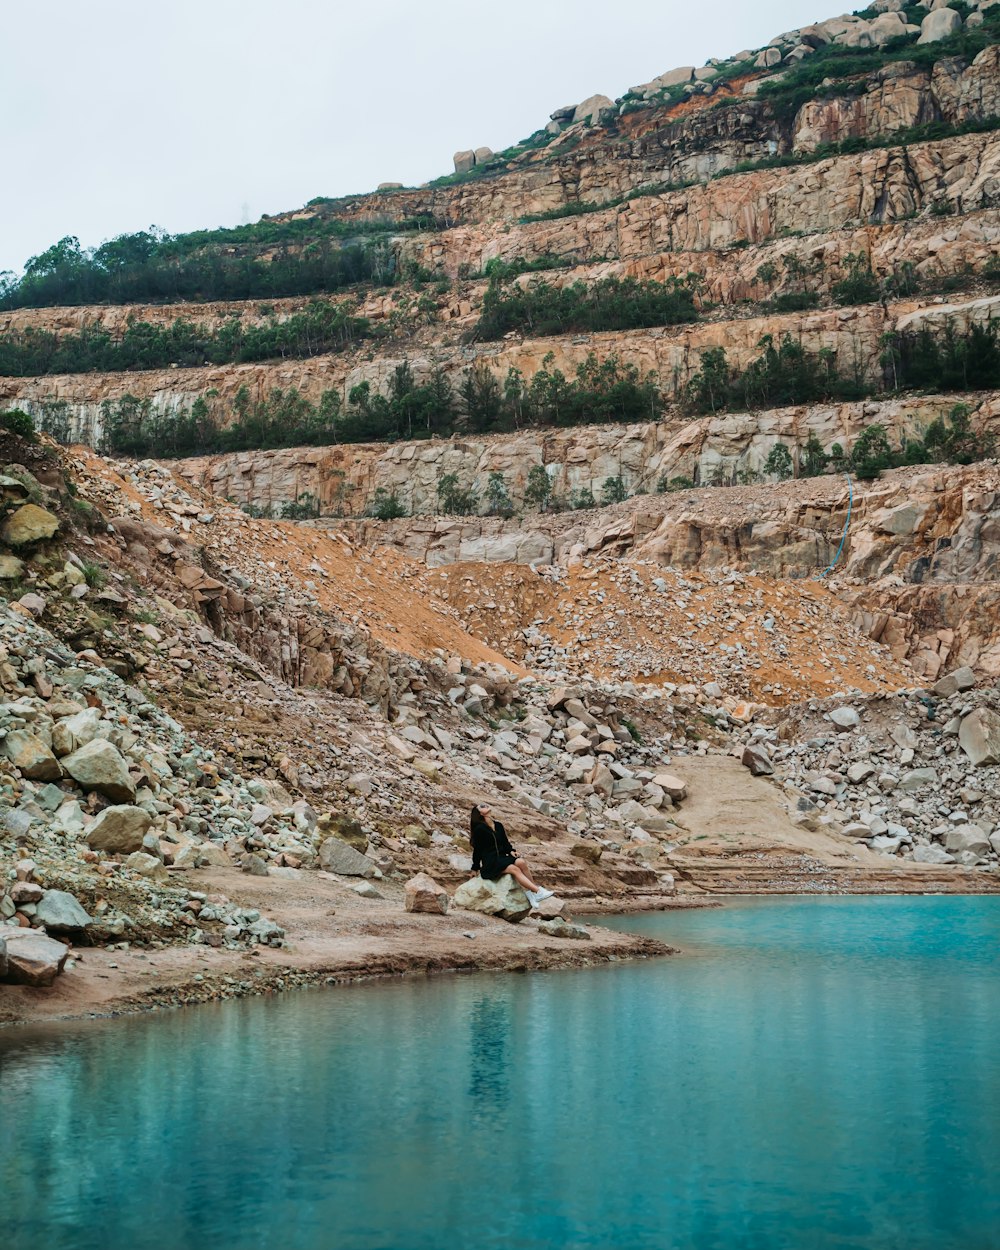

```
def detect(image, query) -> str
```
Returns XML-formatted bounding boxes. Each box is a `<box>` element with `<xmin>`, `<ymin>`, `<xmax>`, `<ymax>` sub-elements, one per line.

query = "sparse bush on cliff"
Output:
<box><xmin>524</xmin><ymin>465</ymin><xmax>553</xmax><ymax>511</ymax></box>
<box><xmin>763</xmin><ymin>443</ymin><xmax>794</xmax><ymax>481</ymax></box>
<box><xmin>437</xmin><ymin>473</ymin><xmax>478</xmax><ymax>516</ymax></box>
<box><xmin>484</xmin><ymin>472</ymin><xmax>514</xmax><ymax>517</ymax></box>
<box><xmin>280</xmin><ymin>493</ymin><xmax>322</xmax><ymax>520</ymax></box>
<box><xmin>366</xmin><ymin>488</ymin><xmax>407</xmax><ymax>520</ymax></box>
<box><xmin>685</xmin><ymin>334</ymin><xmax>865</xmax><ymax>416</ymax></box>
<box><xmin>476</xmin><ymin>274</ymin><xmax>700</xmax><ymax>340</ymax></box>
<box><xmin>600</xmin><ymin>475</ymin><xmax>629</xmax><ymax>505</ymax></box>
<box><xmin>0</xmin><ymin>408</ymin><xmax>35</xmax><ymax>439</ymax></box>
<box><xmin>889</xmin><ymin>321</ymin><xmax>1000</xmax><ymax>393</ymax></box>
<box><xmin>831</xmin><ymin>254</ymin><xmax>880</xmax><ymax>307</ymax></box>
<box><xmin>801</xmin><ymin>433</ymin><xmax>831</xmax><ymax>478</ymax></box>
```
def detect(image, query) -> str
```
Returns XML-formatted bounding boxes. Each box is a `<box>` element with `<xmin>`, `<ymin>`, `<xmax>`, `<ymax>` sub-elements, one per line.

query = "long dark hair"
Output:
<box><xmin>470</xmin><ymin>805</ymin><xmax>491</xmax><ymax>842</ymax></box>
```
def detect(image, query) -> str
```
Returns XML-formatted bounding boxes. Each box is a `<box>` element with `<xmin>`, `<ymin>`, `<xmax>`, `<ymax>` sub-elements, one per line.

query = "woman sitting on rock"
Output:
<box><xmin>469</xmin><ymin>804</ymin><xmax>555</xmax><ymax>908</ymax></box>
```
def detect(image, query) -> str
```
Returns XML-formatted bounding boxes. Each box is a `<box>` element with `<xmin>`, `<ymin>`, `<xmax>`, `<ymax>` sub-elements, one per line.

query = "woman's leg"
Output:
<box><xmin>502</xmin><ymin>859</ymin><xmax>541</xmax><ymax>892</ymax></box>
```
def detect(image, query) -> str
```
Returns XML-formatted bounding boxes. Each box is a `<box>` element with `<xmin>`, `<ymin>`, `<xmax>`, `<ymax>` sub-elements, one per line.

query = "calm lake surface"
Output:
<box><xmin>1</xmin><ymin>896</ymin><xmax>998</xmax><ymax>1250</ymax></box>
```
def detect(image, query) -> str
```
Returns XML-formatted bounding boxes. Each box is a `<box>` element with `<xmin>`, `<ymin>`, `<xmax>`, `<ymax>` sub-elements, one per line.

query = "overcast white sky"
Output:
<box><xmin>2</xmin><ymin>0</ymin><xmax>831</xmax><ymax>276</ymax></box>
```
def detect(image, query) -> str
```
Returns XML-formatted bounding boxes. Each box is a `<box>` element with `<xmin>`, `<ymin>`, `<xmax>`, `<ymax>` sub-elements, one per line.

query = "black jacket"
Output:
<box><xmin>470</xmin><ymin>819</ymin><xmax>515</xmax><ymax>874</ymax></box>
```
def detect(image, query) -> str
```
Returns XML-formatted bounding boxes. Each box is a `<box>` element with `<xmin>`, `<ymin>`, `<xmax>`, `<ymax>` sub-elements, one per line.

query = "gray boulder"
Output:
<box><xmin>453</xmin><ymin>149</ymin><xmax>476</xmax><ymax>174</ymax></box>
<box><xmin>125</xmin><ymin>852</ymin><xmax>168</xmax><ymax>880</ymax></box>
<box><xmin>51</xmin><ymin>707</ymin><xmax>102</xmax><ymax>756</ymax></box>
<box><xmin>4</xmin><ymin>730</ymin><xmax>61</xmax><ymax>782</ymax></box>
<box><xmin>912</xmin><ymin>844</ymin><xmax>955</xmax><ymax>864</ymax></box>
<box><xmin>86</xmin><ymin>805</ymin><xmax>154</xmax><ymax>853</ymax></box>
<box><xmin>830</xmin><ymin>707</ymin><xmax>860</xmax><ymax>730</ymax></box>
<box><xmin>932</xmin><ymin>666</ymin><xmax>976</xmax><ymax>697</ymax></box>
<box><xmin>657</xmin><ymin>66</ymin><xmax>695</xmax><ymax>87</ymax></box>
<box><xmin>959</xmin><ymin>708</ymin><xmax>1000</xmax><ymax>766</ymax></box>
<box><xmin>62</xmin><ymin>739</ymin><xmax>136</xmax><ymax>802</ymax></box>
<box><xmin>573</xmin><ymin>94</ymin><xmax>614</xmax><ymax>123</ymax></box>
<box><xmin>453</xmin><ymin>875</ymin><xmax>531</xmax><ymax>923</ymax></box>
<box><xmin>918</xmin><ymin>7</ymin><xmax>962</xmax><ymax>41</ymax></box>
<box><xmin>944</xmin><ymin>825</ymin><xmax>991</xmax><ymax>857</ymax></box>
<box><xmin>1</xmin><ymin>929</ymin><xmax>70</xmax><ymax>986</ymax></box>
<box><xmin>317</xmin><ymin>836</ymin><xmax>378</xmax><ymax>877</ymax></box>
<box><xmin>538</xmin><ymin>916</ymin><xmax>591</xmax><ymax>940</ymax></box>
<box><xmin>742</xmin><ymin>744</ymin><xmax>774</xmax><ymax>776</ymax></box>
<box><xmin>899</xmin><ymin>767</ymin><xmax>938</xmax><ymax>791</ymax></box>
<box><xmin>33</xmin><ymin>890</ymin><xmax>91</xmax><ymax>934</ymax></box>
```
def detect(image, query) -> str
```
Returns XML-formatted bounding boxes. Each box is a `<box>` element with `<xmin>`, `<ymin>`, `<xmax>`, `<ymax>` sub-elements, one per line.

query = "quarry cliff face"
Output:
<box><xmin>5</xmin><ymin>7</ymin><xmax>1000</xmax><ymax>994</ymax></box>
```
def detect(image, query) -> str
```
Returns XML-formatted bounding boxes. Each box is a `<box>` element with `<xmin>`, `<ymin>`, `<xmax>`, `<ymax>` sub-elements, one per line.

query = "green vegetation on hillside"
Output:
<box><xmin>97</xmin><ymin>350</ymin><xmax>661</xmax><ymax>458</ymax></box>
<box><xmin>475</xmin><ymin>274</ymin><xmax>701</xmax><ymax>339</ymax></box>
<box><xmin>758</xmin><ymin>9</ymin><xmax>1000</xmax><ymax>123</ymax></box>
<box><xmin>0</xmin><ymin>214</ymin><xmax>441</xmax><ymax>310</ymax></box>
<box><xmin>684</xmin><ymin>321</ymin><xmax>1000</xmax><ymax>416</ymax></box>
<box><xmin>0</xmin><ymin>301</ymin><xmax>376</xmax><ymax>376</ymax></box>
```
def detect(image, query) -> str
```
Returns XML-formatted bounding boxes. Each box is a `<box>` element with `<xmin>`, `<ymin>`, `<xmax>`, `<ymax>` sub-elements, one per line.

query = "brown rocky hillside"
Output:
<box><xmin>2</xmin><ymin>2</ymin><xmax>1000</xmax><ymax>1018</ymax></box>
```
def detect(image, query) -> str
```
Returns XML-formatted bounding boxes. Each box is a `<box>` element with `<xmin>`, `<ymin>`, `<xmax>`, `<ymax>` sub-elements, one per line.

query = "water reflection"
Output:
<box><xmin>468</xmin><ymin>993</ymin><xmax>512</xmax><ymax>1132</ymax></box>
<box><xmin>0</xmin><ymin>897</ymin><xmax>997</xmax><ymax>1250</ymax></box>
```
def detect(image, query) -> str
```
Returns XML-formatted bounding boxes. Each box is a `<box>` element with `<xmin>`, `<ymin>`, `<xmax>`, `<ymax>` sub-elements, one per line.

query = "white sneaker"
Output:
<box><xmin>525</xmin><ymin>890</ymin><xmax>540</xmax><ymax>908</ymax></box>
<box><xmin>534</xmin><ymin>888</ymin><xmax>555</xmax><ymax>902</ymax></box>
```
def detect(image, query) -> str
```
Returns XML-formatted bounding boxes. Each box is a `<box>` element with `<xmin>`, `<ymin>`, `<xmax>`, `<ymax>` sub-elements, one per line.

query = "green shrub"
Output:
<box><xmin>570</xmin><ymin>487</ymin><xmax>597</xmax><ymax>509</ymax></box>
<box><xmin>763</xmin><ymin>443</ymin><xmax>794</xmax><ymax>480</ymax></box>
<box><xmin>484</xmin><ymin>472</ymin><xmax>514</xmax><ymax>517</ymax></box>
<box><xmin>0</xmin><ymin>300</ymin><xmax>377</xmax><ymax>378</ymax></box>
<box><xmin>524</xmin><ymin>465</ymin><xmax>553</xmax><ymax>511</ymax></box>
<box><xmin>601</xmin><ymin>475</ymin><xmax>629</xmax><ymax>505</ymax></box>
<box><xmin>685</xmin><ymin>334</ymin><xmax>865</xmax><ymax>416</ymax></box>
<box><xmin>476</xmin><ymin>274</ymin><xmax>700</xmax><ymax>339</ymax></box>
<box><xmin>280</xmin><ymin>492</ymin><xmax>321</xmax><ymax>520</ymax></box>
<box><xmin>437</xmin><ymin>473</ymin><xmax>478</xmax><ymax>515</ymax></box>
<box><xmin>832</xmin><ymin>254</ymin><xmax>880</xmax><ymax>306</ymax></box>
<box><xmin>79</xmin><ymin>560</ymin><xmax>108</xmax><ymax>589</ymax></box>
<box><xmin>0</xmin><ymin>408</ymin><xmax>35</xmax><ymax>438</ymax></box>
<box><xmin>367</xmin><ymin>488</ymin><xmax>407</xmax><ymax>520</ymax></box>
<box><xmin>850</xmin><ymin>424</ymin><xmax>894</xmax><ymax>479</ymax></box>
<box><xmin>801</xmin><ymin>433</ymin><xmax>830</xmax><ymax>477</ymax></box>
<box><xmin>768</xmin><ymin>290</ymin><xmax>820</xmax><ymax>313</ymax></box>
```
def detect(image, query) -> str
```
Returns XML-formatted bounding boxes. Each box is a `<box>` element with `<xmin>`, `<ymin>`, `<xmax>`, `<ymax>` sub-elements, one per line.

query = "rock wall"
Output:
<box><xmin>161</xmin><ymin>392</ymin><xmax>997</xmax><ymax>519</ymax></box>
<box><xmin>7</xmin><ymin>293</ymin><xmax>999</xmax><ymax>452</ymax></box>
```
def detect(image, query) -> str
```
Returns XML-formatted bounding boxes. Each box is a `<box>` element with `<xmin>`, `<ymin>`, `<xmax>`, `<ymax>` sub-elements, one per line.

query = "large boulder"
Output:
<box><xmin>653</xmin><ymin>772</ymin><xmax>688</xmax><ymax>800</ymax></box>
<box><xmin>741</xmin><ymin>744</ymin><xmax>774</xmax><ymax>776</ymax></box>
<box><xmin>656</xmin><ymin>66</ymin><xmax>695</xmax><ymax>87</ymax></box>
<box><xmin>1</xmin><ymin>929</ymin><xmax>70</xmax><ymax>986</ymax></box>
<box><xmin>61</xmin><ymin>739</ymin><xmax>136</xmax><ymax>802</ymax></box>
<box><xmin>86</xmin><ymin>804</ymin><xmax>154</xmax><ymax>853</ymax></box>
<box><xmin>51</xmin><ymin>707</ymin><xmax>103</xmax><ymax>756</ymax></box>
<box><xmin>931</xmin><ymin>666</ymin><xmax>976</xmax><ymax>698</ymax></box>
<box><xmin>943</xmin><ymin>825</ymin><xmax>991</xmax><ymax>858</ymax></box>
<box><xmin>33</xmin><ymin>890</ymin><xmax>92</xmax><ymax>934</ymax></box>
<box><xmin>958</xmin><ymin>708</ymin><xmax>1000</xmax><ymax>766</ymax></box>
<box><xmin>317</xmin><ymin>836</ymin><xmax>378</xmax><ymax>877</ymax></box>
<box><xmin>1</xmin><ymin>503</ymin><xmax>59</xmax><ymax>546</ymax></box>
<box><xmin>918</xmin><ymin>7</ymin><xmax>962</xmax><ymax>41</ymax></box>
<box><xmin>4</xmin><ymin>730</ymin><xmax>61</xmax><ymax>781</ymax></box>
<box><xmin>572</xmin><ymin>94</ymin><xmax>614</xmax><ymax>123</ymax></box>
<box><xmin>403</xmin><ymin>873</ymin><xmax>449</xmax><ymax>915</ymax></box>
<box><xmin>315</xmin><ymin>811</ymin><xmax>367</xmax><ymax>850</ymax></box>
<box><xmin>453</xmin><ymin>149</ymin><xmax>476</xmax><ymax>174</ymax></box>
<box><xmin>453</xmin><ymin>875</ymin><xmax>531</xmax><ymax>923</ymax></box>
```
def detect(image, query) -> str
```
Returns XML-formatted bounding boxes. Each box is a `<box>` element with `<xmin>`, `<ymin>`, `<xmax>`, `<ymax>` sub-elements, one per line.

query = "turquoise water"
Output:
<box><xmin>1</xmin><ymin>896</ymin><xmax>998</xmax><ymax>1250</ymax></box>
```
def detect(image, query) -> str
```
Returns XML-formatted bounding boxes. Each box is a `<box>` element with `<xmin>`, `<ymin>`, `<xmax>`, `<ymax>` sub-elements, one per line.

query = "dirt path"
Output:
<box><xmin>664</xmin><ymin>756</ymin><xmax>995</xmax><ymax>893</ymax></box>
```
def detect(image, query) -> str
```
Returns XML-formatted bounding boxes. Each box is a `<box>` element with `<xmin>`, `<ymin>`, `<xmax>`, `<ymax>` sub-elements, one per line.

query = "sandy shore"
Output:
<box><xmin>0</xmin><ymin>868</ymin><xmax>697</xmax><ymax>1029</ymax></box>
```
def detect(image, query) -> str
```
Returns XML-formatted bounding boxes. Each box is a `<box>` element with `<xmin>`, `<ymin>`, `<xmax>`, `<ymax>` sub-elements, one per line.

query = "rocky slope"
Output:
<box><xmin>3</xmin><ymin>3</ymin><xmax>1000</xmax><ymax>1014</ymax></box>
